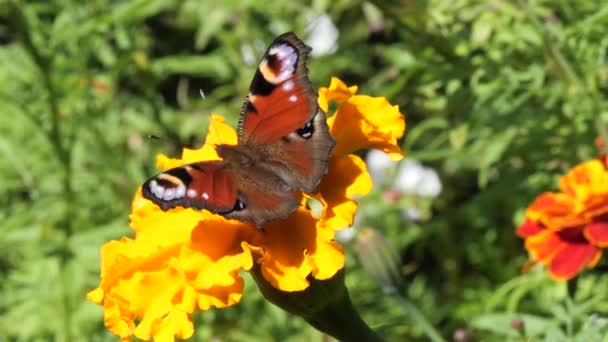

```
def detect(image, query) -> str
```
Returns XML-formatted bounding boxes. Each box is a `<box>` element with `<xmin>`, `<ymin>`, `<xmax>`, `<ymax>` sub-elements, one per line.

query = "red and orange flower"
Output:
<box><xmin>517</xmin><ymin>156</ymin><xmax>608</xmax><ymax>280</ymax></box>
<box><xmin>87</xmin><ymin>77</ymin><xmax>405</xmax><ymax>341</ymax></box>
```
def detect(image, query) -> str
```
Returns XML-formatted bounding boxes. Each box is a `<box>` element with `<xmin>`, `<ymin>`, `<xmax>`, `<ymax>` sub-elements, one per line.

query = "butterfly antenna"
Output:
<box><xmin>200</xmin><ymin>88</ymin><xmax>225</xmax><ymax>144</ymax></box>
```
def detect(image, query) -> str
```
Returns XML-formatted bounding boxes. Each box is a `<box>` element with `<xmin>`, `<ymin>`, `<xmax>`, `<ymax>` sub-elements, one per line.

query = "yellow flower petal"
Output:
<box><xmin>559</xmin><ymin>160</ymin><xmax>608</xmax><ymax>199</ymax></box>
<box><xmin>90</xmin><ymin>76</ymin><xmax>406</xmax><ymax>340</ymax></box>
<box><xmin>309</xmin><ymin>228</ymin><xmax>345</xmax><ymax>280</ymax></box>
<box><xmin>327</xmin><ymin>94</ymin><xmax>405</xmax><ymax>160</ymax></box>
<box><xmin>314</xmin><ymin>155</ymin><xmax>373</xmax><ymax>230</ymax></box>
<box><xmin>155</xmin><ymin>115</ymin><xmax>237</xmax><ymax>170</ymax></box>
<box><xmin>129</xmin><ymin>259</ymin><xmax>194</xmax><ymax>341</ymax></box>
<box><xmin>90</xmin><ymin>190</ymin><xmax>250</xmax><ymax>340</ymax></box>
<box><xmin>102</xmin><ymin>297</ymin><xmax>135</xmax><ymax>339</ymax></box>
<box><xmin>318</xmin><ymin>77</ymin><xmax>359</xmax><ymax>112</ymax></box>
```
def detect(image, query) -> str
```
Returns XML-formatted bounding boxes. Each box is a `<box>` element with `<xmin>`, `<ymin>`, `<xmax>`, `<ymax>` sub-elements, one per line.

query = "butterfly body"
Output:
<box><xmin>142</xmin><ymin>33</ymin><xmax>335</xmax><ymax>228</ymax></box>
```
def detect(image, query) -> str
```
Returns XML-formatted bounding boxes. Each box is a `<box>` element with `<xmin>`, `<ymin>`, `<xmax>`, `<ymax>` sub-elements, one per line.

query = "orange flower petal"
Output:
<box><xmin>525</xmin><ymin>229</ymin><xmax>562</xmax><ymax>263</ymax></box>
<box><xmin>313</xmin><ymin>155</ymin><xmax>372</xmax><ymax>230</ymax></box>
<box><xmin>318</xmin><ymin>77</ymin><xmax>359</xmax><ymax>112</ymax></box>
<box><xmin>516</xmin><ymin>219</ymin><xmax>544</xmax><ymax>238</ymax></box>
<box><xmin>548</xmin><ymin>243</ymin><xmax>600</xmax><ymax>280</ymax></box>
<box><xmin>91</xmin><ymin>75</ymin><xmax>406</xmax><ymax>340</ymax></box>
<box><xmin>585</xmin><ymin>222</ymin><xmax>608</xmax><ymax>247</ymax></box>
<box><xmin>327</xmin><ymin>95</ymin><xmax>405</xmax><ymax>160</ymax></box>
<box><xmin>527</xmin><ymin>193</ymin><xmax>584</xmax><ymax>229</ymax></box>
<box><xmin>258</xmin><ymin>209</ymin><xmax>344</xmax><ymax>291</ymax></box>
<box><xmin>180</xmin><ymin>220</ymin><xmax>261</xmax><ymax>291</ymax></box>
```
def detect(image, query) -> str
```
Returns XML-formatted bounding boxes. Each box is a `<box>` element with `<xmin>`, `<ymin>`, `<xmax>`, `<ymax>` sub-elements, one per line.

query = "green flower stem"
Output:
<box><xmin>304</xmin><ymin>288</ymin><xmax>382</xmax><ymax>342</ymax></box>
<box><xmin>251</xmin><ymin>267</ymin><xmax>383</xmax><ymax>342</ymax></box>
<box><xmin>9</xmin><ymin>3</ymin><xmax>73</xmax><ymax>342</ymax></box>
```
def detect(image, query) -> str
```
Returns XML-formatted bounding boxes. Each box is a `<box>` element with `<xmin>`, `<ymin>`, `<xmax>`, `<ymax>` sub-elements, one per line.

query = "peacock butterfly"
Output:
<box><xmin>142</xmin><ymin>32</ymin><xmax>335</xmax><ymax>228</ymax></box>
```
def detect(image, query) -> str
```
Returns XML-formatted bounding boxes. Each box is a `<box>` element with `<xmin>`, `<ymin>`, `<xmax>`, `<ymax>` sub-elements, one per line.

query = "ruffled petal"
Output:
<box><xmin>318</xmin><ymin>77</ymin><xmax>359</xmax><ymax>112</ymax></box>
<box><xmin>313</xmin><ymin>155</ymin><xmax>372</xmax><ymax>230</ymax></box>
<box><xmin>309</xmin><ymin>227</ymin><xmax>345</xmax><ymax>280</ymax></box>
<box><xmin>91</xmin><ymin>74</ymin><xmax>405</xmax><ymax>340</ymax></box>
<box><xmin>155</xmin><ymin>115</ymin><xmax>237</xmax><ymax>170</ymax></box>
<box><xmin>585</xmin><ymin>221</ymin><xmax>608</xmax><ymax>247</ymax></box>
<box><xmin>525</xmin><ymin>229</ymin><xmax>562</xmax><ymax>263</ymax></box>
<box><xmin>548</xmin><ymin>243</ymin><xmax>601</xmax><ymax>280</ymax></box>
<box><xmin>88</xmin><ymin>189</ymin><xmax>251</xmax><ymax>341</ymax></box>
<box><xmin>258</xmin><ymin>209</ymin><xmax>343</xmax><ymax>291</ymax></box>
<box><xmin>180</xmin><ymin>219</ymin><xmax>262</xmax><ymax>291</ymax></box>
<box><xmin>100</xmin><ymin>297</ymin><xmax>135</xmax><ymax>340</ymax></box>
<box><xmin>87</xmin><ymin>238</ymin><xmax>193</xmax><ymax>341</ymax></box>
<box><xmin>327</xmin><ymin>95</ymin><xmax>405</xmax><ymax>159</ymax></box>
<box><xmin>516</xmin><ymin>219</ymin><xmax>544</xmax><ymax>238</ymax></box>
<box><xmin>526</xmin><ymin>193</ymin><xmax>584</xmax><ymax>230</ymax></box>
<box><xmin>559</xmin><ymin>160</ymin><xmax>608</xmax><ymax>201</ymax></box>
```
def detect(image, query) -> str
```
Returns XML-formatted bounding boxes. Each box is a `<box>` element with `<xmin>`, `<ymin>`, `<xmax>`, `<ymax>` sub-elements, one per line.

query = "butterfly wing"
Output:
<box><xmin>142</xmin><ymin>33</ymin><xmax>334</xmax><ymax>227</ymax></box>
<box><xmin>142</xmin><ymin>162</ymin><xmax>240</xmax><ymax>214</ymax></box>
<box><xmin>142</xmin><ymin>158</ymin><xmax>298</xmax><ymax>227</ymax></box>
<box><xmin>239</xmin><ymin>32</ymin><xmax>335</xmax><ymax>192</ymax></box>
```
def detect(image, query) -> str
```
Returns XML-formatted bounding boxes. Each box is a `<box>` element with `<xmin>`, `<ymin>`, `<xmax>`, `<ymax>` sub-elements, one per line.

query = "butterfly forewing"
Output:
<box><xmin>238</xmin><ymin>32</ymin><xmax>335</xmax><ymax>192</ymax></box>
<box><xmin>238</xmin><ymin>33</ymin><xmax>318</xmax><ymax>145</ymax></box>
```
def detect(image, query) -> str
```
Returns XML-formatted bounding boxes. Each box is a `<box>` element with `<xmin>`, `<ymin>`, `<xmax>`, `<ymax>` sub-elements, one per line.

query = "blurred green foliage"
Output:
<box><xmin>1</xmin><ymin>0</ymin><xmax>607</xmax><ymax>341</ymax></box>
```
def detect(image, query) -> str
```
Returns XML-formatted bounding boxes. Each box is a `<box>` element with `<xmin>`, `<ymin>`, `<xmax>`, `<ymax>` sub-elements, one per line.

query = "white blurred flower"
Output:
<box><xmin>402</xmin><ymin>207</ymin><xmax>422</xmax><ymax>221</ymax></box>
<box><xmin>305</xmin><ymin>13</ymin><xmax>338</xmax><ymax>57</ymax></box>
<box><xmin>335</xmin><ymin>212</ymin><xmax>363</xmax><ymax>243</ymax></box>
<box><xmin>365</xmin><ymin>149</ymin><xmax>397</xmax><ymax>185</ymax></box>
<box><xmin>335</xmin><ymin>227</ymin><xmax>357</xmax><ymax>244</ymax></box>
<box><xmin>394</xmin><ymin>159</ymin><xmax>442</xmax><ymax>198</ymax></box>
<box><xmin>240</xmin><ymin>43</ymin><xmax>256</xmax><ymax>66</ymax></box>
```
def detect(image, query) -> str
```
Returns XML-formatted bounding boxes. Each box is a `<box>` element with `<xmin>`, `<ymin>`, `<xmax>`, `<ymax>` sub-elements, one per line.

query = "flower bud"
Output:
<box><xmin>355</xmin><ymin>227</ymin><xmax>401</xmax><ymax>294</ymax></box>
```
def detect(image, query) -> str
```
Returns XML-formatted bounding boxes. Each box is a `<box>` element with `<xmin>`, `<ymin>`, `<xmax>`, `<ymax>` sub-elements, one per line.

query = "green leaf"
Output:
<box><xmin>151</xmin><ymin>54</ymin><xmax>233</xmax><ymax>80</ymax></box>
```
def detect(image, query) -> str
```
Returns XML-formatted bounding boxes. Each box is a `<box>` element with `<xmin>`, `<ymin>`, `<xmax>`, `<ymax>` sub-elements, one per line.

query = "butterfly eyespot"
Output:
<box><xmin>233</xmin><ymin>198</ymin><xmax>246</xmax><ymax>211</ymax></box>
<box><xmin>296</xmin><ymin>120</ymin><xmax>314</xmax><ymax>139</ymax></box>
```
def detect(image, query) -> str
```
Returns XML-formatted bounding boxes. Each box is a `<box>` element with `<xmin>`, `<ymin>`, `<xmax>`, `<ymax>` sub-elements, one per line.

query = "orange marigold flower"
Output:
<box><xmin>517</xmin><ymin>157</ymin><xmax>608</xmax><ymax>280</ymax></box>
<box><xmin>88</xmin><ymin>77</ymin><xmax>405</xmax><ymax>341</ymax></box>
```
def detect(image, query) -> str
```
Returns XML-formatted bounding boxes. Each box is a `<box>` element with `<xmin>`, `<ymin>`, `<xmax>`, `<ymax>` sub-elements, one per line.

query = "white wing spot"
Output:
<box><xmin>175</xmin><ymin>185</ymin><xmax>186</xmax><ymax>199</ymax></box>
<box><xmin>283</xmin><ymin>80</ymin><xmax>294</xmax><ymax>91</ymax></box>
<box><xmin>162</xmin><ymin>188</ymin><xmax>174</xmax><ymax>201</ymax></box>
<box><xmin>289</xmin><ymin>95</ymin><xmax>298</xmax><ymax>102</ymax></box>
<box><xmin>150</xmin><ymin>180</ymin><xmax>164</xmax><ymax>199</ymax></box>
<box><xmin>187</xmin><ymin>189</ymin><xmax>197</xmax><ymax>198</ymax></box>
<box><xmin>202</xmin><ymin>192</ymin><xmax>210</xmax><ymax>200</ymax></box>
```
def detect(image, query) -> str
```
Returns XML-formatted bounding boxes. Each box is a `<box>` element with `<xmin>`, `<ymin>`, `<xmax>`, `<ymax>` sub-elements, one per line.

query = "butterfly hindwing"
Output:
<box><xmin>142</xmin><ymin>162</ymin><xmax>240</xmax><ymax>214</ymax></box>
